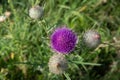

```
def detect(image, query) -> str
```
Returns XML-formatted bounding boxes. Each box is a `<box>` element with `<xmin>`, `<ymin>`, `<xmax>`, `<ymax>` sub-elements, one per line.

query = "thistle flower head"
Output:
<box><xmin>83</xmin><ymin>30</ymin><xmax>101</xmax><ymax>49</ymax></box>
<box><xmin>48</xmin><ymin>54</ymin><xmax>68</xmax><ymax>74</ymax></box>
<box><xmin>51</xmin><ymin>27</ymin><xmax>77</xmax><ymax>54</ymax></box>
<box><xmin>29</xmin><ymin>5</ymin><xmax>44</xmax><ymax>19</ymax></box>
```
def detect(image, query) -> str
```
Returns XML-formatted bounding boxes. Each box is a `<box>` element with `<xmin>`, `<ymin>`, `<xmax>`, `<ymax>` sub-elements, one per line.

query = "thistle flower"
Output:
<box><xmin>29</xmin><ymin>5</ymin><xmax>44</xmax><ymax>19</ymax></box>
<box><xmin>48</xmin><ymin>54</ymin><xmax>68</xmax><ymax>74</ymax></box>
<box><xmin>83</xmin><ymin>30</ymin><xmax>101</xmax><ymax>49</ymax></box>
<box><xmin>51</xmin><ymin>27</ymin><xmax>77</xmax><ymax>54</ymax></box>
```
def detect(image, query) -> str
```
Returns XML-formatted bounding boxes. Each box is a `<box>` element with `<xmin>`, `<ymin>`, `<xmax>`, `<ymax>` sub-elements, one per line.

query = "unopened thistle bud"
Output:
<box><xmin>83</xmin><ymin>30</ymin><xmax>101</xmax><ymax>49</ymax></box>
<box><xmin>48</xmin><ymin>54</ymin><xmax>68</xmax><ymax>74</ymax></box>
<box><xmin>29</xmin><ymin>5</ymin><xmax>44</xmax><ymax>19</ymax></box>
<box><xmin>0</xmin><ymin>16</ymin><xmax>6</xmax><ymax>22</ymax></box>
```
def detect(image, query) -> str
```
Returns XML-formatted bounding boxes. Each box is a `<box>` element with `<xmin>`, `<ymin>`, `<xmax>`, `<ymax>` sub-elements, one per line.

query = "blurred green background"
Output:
<box><xmin>0</xmin><ymin>0</ymin><xmax>120</xmax><ymax>80</ymax></box>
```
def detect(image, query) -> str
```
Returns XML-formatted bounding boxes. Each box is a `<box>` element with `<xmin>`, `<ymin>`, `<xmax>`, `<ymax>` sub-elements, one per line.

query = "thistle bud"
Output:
<box><xmin>0</xmin><ymin>16</ymin><xmax>6</xmax><ymax>22</ymax></box>
<box><xmin>83</xmin><ymin>30</ymin><xmax>101</xmax><ymax>49</ymax></box>
<box><xmin>48</xmin><ymin>54</ymin><xmax>68</xmax><ymax>74</ymax></box>
<box><xmin>29</xmin><ymin>5</ymin><xmax>44</xmax><ymax>19</ymax></box>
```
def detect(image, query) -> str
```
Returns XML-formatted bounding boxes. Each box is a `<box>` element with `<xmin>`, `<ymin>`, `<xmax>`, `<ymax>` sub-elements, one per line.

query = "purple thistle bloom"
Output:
<box><xmin>51</xmin><ymin>27</ymin><xmax>77</xmax><ymax>54</ymax></box>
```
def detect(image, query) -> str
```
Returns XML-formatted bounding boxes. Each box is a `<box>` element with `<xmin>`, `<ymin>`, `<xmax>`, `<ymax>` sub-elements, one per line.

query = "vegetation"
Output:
<box><xmin>0</xmin><ymin>0</ymin><xmax>120</xmax><ymax>80</ymax></box>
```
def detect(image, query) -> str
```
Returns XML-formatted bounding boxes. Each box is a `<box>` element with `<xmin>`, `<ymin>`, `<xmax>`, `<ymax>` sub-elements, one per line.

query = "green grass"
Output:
<box><xmin>0</xmin><ymin>0</ymin><xmax>120</xmax><ymax>80</ymax></box>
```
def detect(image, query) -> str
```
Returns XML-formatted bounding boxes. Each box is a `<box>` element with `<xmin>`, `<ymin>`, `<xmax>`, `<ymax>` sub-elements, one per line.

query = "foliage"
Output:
<box><xmin>0</xmin><ymin>0</ymin><xmax>120</xmax><ymax>80</ymax></box>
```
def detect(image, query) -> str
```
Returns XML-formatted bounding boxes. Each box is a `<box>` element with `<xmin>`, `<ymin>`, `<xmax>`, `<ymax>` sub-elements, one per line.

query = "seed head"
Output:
<box><xmin>83</xmin><ymin>30</ymin><xmax>101</xmax><ymax>49</ymax></box>
<box><xmin>29</xmin><ymin>5</ymin><xmax>44</xmax><ymax>19</ymax></box>
<box><xmin>48</xmin><ymin>54</ymin><xmax>68</xmax><ymax>74</ymax></box>
<box><xmin>51</xmin><ymin>27</ymin><xmax>77</xmax><ymax>54</ymax></box>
